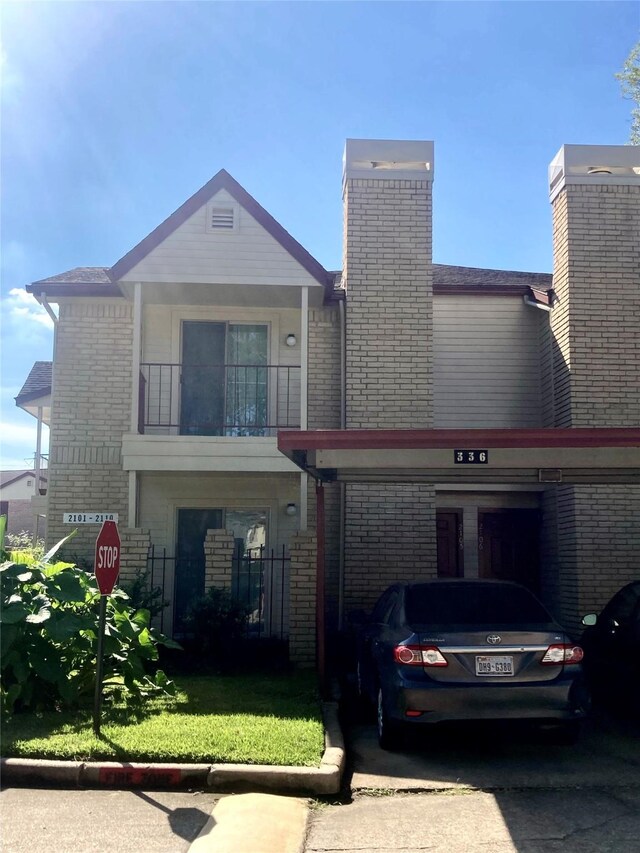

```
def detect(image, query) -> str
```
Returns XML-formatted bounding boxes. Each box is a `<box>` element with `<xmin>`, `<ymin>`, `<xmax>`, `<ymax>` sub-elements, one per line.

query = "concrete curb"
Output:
<box><xmin>0</xmin><ymin>700</ymin><xmax>345</xmax><ymax>796</ymax></box>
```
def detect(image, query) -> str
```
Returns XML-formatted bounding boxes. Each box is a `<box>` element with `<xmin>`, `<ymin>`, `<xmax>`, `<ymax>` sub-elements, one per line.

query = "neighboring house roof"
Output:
<box><xmin>15</xmin><ymin>361</ymin><xmax>52</xmax><ymax>405</ymax></box>
<box><xmin>0</xmin><ymin>470</ymin><xmax>46</xmax><ymax>488</ymax></box>
<box><xmin>108</xmin><ymin>169</ymin><xmax>334</xmax><ymax>294</ymax></box>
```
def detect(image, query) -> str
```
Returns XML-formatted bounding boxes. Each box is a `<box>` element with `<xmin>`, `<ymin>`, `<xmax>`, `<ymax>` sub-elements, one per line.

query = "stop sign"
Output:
<box><xmin>94</xmin><ymin>520</ymin><xmax>121</xmax><ymax>595</ymax></box>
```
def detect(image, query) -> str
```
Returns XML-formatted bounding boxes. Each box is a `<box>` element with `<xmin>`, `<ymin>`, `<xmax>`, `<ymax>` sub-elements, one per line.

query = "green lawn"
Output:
<box><xmin>1</xmin><ymin>672</ymin><xmax>324</xmax><ymax>766</ymax></box>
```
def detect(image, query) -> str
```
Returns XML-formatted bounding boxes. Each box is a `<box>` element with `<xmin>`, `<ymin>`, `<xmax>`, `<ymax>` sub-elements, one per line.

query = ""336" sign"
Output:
<box><xmin>454</xmin><ymin>450</ymin><xmax>488</xmax><ymax>464</ymax></box>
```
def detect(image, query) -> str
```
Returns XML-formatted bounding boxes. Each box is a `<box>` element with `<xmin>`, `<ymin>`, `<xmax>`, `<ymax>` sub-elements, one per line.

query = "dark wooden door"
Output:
<box><xmin>478</xmin><ymin>509</ymin><xmax>540</xmax><ymax>591</ymax></box>
<box><xmin>437</xmin><ymin>511</ymin><xmax>463</xmax><ymax>578</ymax></box>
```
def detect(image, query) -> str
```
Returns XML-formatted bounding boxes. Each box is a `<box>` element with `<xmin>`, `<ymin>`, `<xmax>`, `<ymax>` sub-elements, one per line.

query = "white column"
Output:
<box><xmin>300</xmin><ymin>286</ymin><xmax>309</xmax><ymax>431</ymax></box>
<box><xmin>128</xmin><ymin>470</ymin><xmax>137</xmax><ymax>528</ymax></box>
<box><xmin>130</xmin><ymin>282</ymin><xmax>142</xmax><ymax>433</ymax></box>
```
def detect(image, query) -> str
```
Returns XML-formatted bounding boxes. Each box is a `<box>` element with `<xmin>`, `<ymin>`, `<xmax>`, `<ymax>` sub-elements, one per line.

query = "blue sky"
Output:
<box><xmin>1</xmin><ymin>0</ymin><xmax>637</xmax><ymax>469</ymax></box>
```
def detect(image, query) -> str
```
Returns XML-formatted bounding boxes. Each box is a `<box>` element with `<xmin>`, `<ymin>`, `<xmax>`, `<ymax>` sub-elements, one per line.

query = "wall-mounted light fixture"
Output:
<box><xmin>285</xmin><ymin>502</ymin><xmax>297</xmax><ymax>516</ymax></box>
<box><xmin>285</xmin><ymin>334</ymin><xmax>297</xmax><ymax>347</ymax></box>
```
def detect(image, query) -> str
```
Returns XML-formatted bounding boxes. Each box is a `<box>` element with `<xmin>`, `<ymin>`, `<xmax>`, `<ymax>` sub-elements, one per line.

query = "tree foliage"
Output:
<box><xmin>616</xmin><ymin>41</ymin><xmax>640</xmax><ymax>144</ymax></box>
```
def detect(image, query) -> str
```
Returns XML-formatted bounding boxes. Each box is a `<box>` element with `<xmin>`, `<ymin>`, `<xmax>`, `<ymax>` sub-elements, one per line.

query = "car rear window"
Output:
<box><xmin>405</xmin><ymin>583</ymin><xmax>554</xmax><ymax>627</ymax></box>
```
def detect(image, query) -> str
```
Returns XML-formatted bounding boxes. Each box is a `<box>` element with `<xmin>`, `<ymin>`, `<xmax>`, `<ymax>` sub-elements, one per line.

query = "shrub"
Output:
<box><xmin>5</xmin><ymin>530</ymin><xmax>45</xmax><ymax>563</ymax></box>
<box><xmin>120</xmin><ymin>567</ymin><xmax>168</xmax><ymax>620</ymax></box>
<box><xmin>0</xmin><ymin>533</ymin><xmax>180</xmax><ymax>718</ymax></box>
<box><xmin>183</xmin><ymin>587</ymin><xmax>250</xmax><ymax>668</ymax></box>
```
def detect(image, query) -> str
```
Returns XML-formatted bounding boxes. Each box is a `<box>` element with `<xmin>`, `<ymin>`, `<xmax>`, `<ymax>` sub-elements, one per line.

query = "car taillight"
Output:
<box><xmin>541</xmin><ymin>644</ymin><xmax>584</xmax><ymax>665</ymax></box>
<box><xmin>394</xmin><ymin>644</ymin><xmax>448</xmax><ymax>667</ymax></box>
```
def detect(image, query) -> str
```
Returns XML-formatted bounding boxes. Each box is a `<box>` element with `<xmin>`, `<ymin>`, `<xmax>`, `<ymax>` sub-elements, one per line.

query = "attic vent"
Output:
<box><xmin>210</xmin><ymin>207</ymin><xmax>234</xmax><ymax>228</ymax></box>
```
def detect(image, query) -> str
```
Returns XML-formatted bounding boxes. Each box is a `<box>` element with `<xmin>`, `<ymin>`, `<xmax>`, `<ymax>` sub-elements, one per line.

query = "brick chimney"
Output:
<box><xmin>342</xmin><ymin>139</ymin><xmax>434</xmax><ymax>428</ymax></box>
<box><xmin>341</xmin><ymin>140</ymin><xmax>437</xmax><ymax>612</ymax></box>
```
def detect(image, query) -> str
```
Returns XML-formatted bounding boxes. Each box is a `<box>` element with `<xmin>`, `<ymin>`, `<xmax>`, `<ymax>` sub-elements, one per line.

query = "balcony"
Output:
<box><xmin>138</xmin><ymin>362</ymin><xmax>301</xmax><ymax>436</ymax></box>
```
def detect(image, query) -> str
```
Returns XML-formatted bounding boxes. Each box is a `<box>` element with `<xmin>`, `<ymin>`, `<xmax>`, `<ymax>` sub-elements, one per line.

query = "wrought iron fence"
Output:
<box><xmin>145</xmin><ymin>544</ymin><xmax>289</xmax><ymax>641</ymax></box>
<box><xmin>138</xmin><ymin>363</ymin><xmax>301</xmax><ymax>436</ymax></box>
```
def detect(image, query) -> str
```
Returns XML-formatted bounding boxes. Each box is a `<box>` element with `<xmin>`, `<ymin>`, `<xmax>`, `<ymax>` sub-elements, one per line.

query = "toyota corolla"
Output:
<box><xmin>354</xmin><ymin>579</ymin><xmax>589</xmax><ymax>749</ymax></box>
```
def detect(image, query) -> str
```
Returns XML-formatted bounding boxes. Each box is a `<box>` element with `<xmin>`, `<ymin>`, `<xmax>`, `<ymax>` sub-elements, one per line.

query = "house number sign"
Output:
<box><xmin>454</xmin><ymin>450</ymin><xmax>488</xmax><ymax>464</ymax></box>
<box><xmin>63</xmin><ymin>513</ymin><xmax>119</xmax><ymax>524</ymax></box>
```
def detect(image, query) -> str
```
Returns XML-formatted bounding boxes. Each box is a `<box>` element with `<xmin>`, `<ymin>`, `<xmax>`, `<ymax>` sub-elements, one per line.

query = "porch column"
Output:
<box><xmin>130</xmin><ymin>282</ymin><xmax>142</xmax><ymax>433</ymax></box>
<box><xmin>289</xmin><ymin>530</ymin><xmax>317</xmax><ymax>667</ymax></box>
<box><xmin>204</xmin><ymin>529</ymin><xmax>235</xmax><ymax>589</ymax></box>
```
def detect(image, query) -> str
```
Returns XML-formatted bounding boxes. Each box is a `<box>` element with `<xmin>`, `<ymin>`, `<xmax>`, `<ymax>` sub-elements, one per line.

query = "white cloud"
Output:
<box><xmin>4</xmin><ymin>288</ymin><xmax>54</xmax><ymax>330</ymax></box>
<box><xmin>1</xmin><ymin>420</ymin><xmax>37</xmax><ymax>444</ymax></box>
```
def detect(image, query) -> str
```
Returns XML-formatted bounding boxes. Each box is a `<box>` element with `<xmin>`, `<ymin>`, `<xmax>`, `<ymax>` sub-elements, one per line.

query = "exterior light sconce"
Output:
<box><xmin>285</xmin><ymin>334</ymin><xmax>297</xmax><ymax>347</ymax></box>
<box><xmin>285</xmin><ymin>502</ymin><xmax>297</xmax><ymax>516</ymax></box>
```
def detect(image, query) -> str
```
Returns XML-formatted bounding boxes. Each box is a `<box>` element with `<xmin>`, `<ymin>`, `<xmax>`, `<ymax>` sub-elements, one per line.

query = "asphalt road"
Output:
<box><xmin>0</xmin><ymin>789</ymin><xmax>219</xmax><ymax>853</ymax></box>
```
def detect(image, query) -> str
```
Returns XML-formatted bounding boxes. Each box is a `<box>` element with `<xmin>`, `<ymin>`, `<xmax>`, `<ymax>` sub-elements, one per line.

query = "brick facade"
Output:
<box><xmin>203</xmin><ymin>529</ymin><xmax>235</xmax><ymax>589</ymax></box>
<box><xmin>118</xmin><ymin>527</ymin><xmax>151</xmax><ymax>584</ymax></box>
<box><xmin>342</xmin><ymin>148</ymin><xmax>438</xmax><ymax>605</ymax></box>
<box><xmin>546</xmin><ymin>178</ymin><xmax>640</xmax><ymax>627</ymax></box>
<box><xmin>47</xmin><ymin>301</ymin><xmax>133</xmax><ymax>562</ymax></box>
<box><xmin>289</xmin><ymin>530</ymin><xmax>317</xmax><ymax>666</ymax></box>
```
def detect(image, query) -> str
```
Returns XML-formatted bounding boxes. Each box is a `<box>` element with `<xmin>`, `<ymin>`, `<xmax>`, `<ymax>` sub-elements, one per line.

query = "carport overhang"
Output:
<box><xmin>277</xmin><ymin>427</ymin><xmax>640</xmax><ymax>695</ymax></box>
<box><xmin>277</xmin><ymin>428</ymin><xmax>640</xmax><ymax>485</ymax></box>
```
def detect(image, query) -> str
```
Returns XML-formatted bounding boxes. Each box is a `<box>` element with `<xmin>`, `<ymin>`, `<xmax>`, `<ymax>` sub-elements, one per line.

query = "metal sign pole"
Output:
<box><xmin>93</xmin><ymin>595</ymin><xmax>108</xmax><ymax>736</ymax></box>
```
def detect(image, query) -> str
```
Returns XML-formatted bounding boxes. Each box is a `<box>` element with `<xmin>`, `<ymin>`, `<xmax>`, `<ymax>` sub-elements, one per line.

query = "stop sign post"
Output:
<box><xmin>93</xmin><ymin>521</ymin><xmax>121</xmax><ymax>735</ymax></box>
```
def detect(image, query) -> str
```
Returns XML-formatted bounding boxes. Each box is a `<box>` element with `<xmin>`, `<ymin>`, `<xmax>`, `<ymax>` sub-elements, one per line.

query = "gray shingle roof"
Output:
<box><xmin>31</xmin><ymin>267</ymin><xmax>111</xmax><ymax>285</ymax></box>
<box><xmin>15</xmin><ymin>361</ymin><xmax>52</xmax><ymax>403</ymax></box>
<box><xmin>433</xmin><ymin>264</ymin><xmax>552</xmax><ymax>288</ymax></box>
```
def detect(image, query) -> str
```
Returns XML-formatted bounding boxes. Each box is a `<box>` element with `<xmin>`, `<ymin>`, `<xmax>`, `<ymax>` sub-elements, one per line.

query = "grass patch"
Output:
<box><xmin>1</xmin><ymin>672</ymin><xmax>324</xmax><ymax>766</ymax></box>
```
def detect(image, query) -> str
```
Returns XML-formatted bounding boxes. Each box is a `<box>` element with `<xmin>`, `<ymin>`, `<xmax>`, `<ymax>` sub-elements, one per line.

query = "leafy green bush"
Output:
<box><xmin>120</xmin><ymin>567</ymin><xmax>168</xmax><ymax>620</ymax></box>
<box><xmin>183</xmin><ymin>587</ymin><xmax>250</xmax><ymax>667</ymax></box>
<box><xmin>1</xmin><ymin>536</ymin><xmax>180</xmax><ymax>718</ymax></box>
<box><xmin>5</xmin><ymin>530</ymin><xmax>45</xmax><ymax>563</ymax></box>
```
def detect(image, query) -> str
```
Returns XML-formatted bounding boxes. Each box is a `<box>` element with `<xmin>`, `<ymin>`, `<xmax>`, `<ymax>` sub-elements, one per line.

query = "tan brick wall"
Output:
<box><xmin>289</xmin><ymin>530</ymin><xmax>317</xmax><ymax>666</ymax></box>
<box><xmin>203</xmin><ymin>529</ymin><xmax>235</xmax><ymax>588</ymax></box>
<box><xmin>344</xmin><ymin>484</ymin><xmax>437</xmax><ymax>614</ymax></box>
<box><xmin>343</xmin><ymin>178</ymin><xmax>433</xmax><ymax>429</ymax></box>
<box><xmin>308</xmin><ymin>306</ymin><xmax>341</xmax><ymax>430</ymax></box>
<box><xmin>545</xmin><ymin>182</ymin><xmax>640</xmax><ymax>627</ymax></box>
<box><xmin>342</xmin><ymin>175</ymin><xmax>437</xmax><ymax>609</ymax></box>
<box><xmin>47</xmin><ymin>300</ymin><xmax>133</xmax><ymax>561</ymax></box>
<box><xmin>117</xmin><ymin>527</ymin><xmax>151</xmax><ymax>584</ymax></box>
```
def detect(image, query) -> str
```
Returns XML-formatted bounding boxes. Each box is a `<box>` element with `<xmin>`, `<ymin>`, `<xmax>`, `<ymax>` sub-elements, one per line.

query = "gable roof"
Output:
<box><xmin>0</xmin><ymin>469</ymin><xmax>47</xmax><ymax>488</ymax></box>
<box><xmin>15</xmin><ymin>361</ymin><xmax>53</xmax><ymax>405</ymax></box>
<box><xmin>109</xmin><ymin>169</ymin><xmax>334</xmax><ymax>295</ymax></box>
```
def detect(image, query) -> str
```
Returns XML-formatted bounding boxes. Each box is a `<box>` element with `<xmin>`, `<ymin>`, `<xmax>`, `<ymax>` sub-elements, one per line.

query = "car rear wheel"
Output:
<box><xmin>377</xmin><ymin>687</ymin><xmax>402</xmax><ymax>750</ymax></box>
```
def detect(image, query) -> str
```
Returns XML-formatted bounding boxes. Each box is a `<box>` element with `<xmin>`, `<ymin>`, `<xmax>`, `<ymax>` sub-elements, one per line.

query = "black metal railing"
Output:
<box><xmin>145</xmin><ymin>543</ymin><xmax>289</xmax><ymax>640</ymax></box>
<box><xmin>139</xmin><ymin>363</ymin><xmax>301</xmax><ymax>436</ymax></box>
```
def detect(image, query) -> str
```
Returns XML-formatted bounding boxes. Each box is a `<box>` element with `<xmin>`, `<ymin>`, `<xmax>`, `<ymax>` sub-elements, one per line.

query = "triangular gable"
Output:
<box><xmin>109</xmin><ymin>169</ymin><xmax>332</xmax><ymax>294</ymax></box>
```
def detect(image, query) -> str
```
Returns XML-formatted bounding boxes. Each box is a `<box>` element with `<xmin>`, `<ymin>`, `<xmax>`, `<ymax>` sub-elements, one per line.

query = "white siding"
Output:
<box><xmin>121</xmin><ymin>188</ymin><xmax>322</xmax><ymax>288</ymax></box>
<box><xmin>433</xmin><ymin>296</ymin><xmax>544</xmax><ymax>428</ymax></box>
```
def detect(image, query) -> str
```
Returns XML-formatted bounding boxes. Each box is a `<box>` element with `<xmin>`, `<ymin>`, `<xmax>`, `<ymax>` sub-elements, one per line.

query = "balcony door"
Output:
<box><xmin>180</xmin><ymin>321</ymin><xmax>268</xmax><ymax>436</ymax></box>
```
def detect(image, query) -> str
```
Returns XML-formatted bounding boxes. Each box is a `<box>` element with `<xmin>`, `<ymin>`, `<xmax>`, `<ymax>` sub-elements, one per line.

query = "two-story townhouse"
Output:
<box><xmin>22</xmin><ymin>138</ymin><xmax>640</xmax><ymax>665</ymax></box>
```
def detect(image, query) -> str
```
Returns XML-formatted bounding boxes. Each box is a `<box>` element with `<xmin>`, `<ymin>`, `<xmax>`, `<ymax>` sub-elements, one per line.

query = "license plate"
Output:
<box><xmin>475</xmin><ymin>655</ymin><xmax>514</xmax><ymax>676</ymax></box>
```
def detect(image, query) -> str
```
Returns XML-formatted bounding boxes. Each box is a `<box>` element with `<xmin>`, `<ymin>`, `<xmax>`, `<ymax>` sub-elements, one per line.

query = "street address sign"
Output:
<box><xmin>94</xmin><ymin>520</ymin><xmax>121</xmax><ymax>595</ymax></box>
<box><xmin>64</xmin><ymin>513</ymin><xmax>118</xmax><ymax>524</ymax></box>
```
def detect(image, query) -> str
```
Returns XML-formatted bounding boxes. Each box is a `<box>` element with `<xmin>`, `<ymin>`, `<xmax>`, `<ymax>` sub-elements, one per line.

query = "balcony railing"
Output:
<box><xmin>139</xmin><ymin>362</ymin><xmax>301</xmax><ymax>436</ymax></box>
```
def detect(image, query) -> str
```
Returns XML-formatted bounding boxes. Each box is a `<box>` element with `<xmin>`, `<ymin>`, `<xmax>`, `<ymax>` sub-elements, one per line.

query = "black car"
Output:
<box><xmin>354</xmin><ymin>579</ymin><xmax>588</xmax><ymax>749</ymax></box>
<box><xmin>581</xmin><ymin>580</ymin><xmax>640</xmax><ymax>714</ymax></box>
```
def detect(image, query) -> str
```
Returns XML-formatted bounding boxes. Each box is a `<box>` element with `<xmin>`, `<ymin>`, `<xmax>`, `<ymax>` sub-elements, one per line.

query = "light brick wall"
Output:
<box><xmin>289</xmin><ymin>530</ymin><xmax>317</xmax><ymax>666</ymax></box>
<box><xmin>343</xmin><ymin>178</ymin><xmax>433</xmax><ymax>428</ymax></box>
<box><xmin>308</xmin><ymin>305</ymin><xmax>341</xmax><ymax>430</ymax></box>
<box><xmin>4</xmin><ymin>500</ymin><xmax>35</xmax><ymax>537</ymax></box>
<box><xmin>203</xmin><ymin>529</ymin><xmax>235</xmax><ymax>589</ymax></box>
<box><xmin>545</xmin><ymin>181</ymin><xmax>640</xmax><ymax>627</ymax></box>
<box><xmin>344</xmin><ymin>484</ymin><xmax>437</xmax><ymax>614</ymax></box>
<box><xmin>47</xmin><ymin>300</ymin><xmax>133</xmax><ymax>562</ymax></box>
<box><xmin>342</xmin><ymin>173</ymin><xmax>437</xmax><ymax>609</ymax></box>
<box><xmin>118</xmin><ymin>527</ymin><xmax>151</xmax><ymax>584</ymax></box>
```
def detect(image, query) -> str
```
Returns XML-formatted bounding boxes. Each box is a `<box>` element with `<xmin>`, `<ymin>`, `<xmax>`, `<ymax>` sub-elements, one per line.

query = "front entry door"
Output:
<box><xmin>175</xmin><ymin>508</ymin><xmax>223</xmax><ymax>631</ymax></box>
<box><xmin>436</xmin><ymin>511</ymin><xmax>463</xmax><ymax>578</ymax></box>
<box><xmin>478</xmin><ymin>509</ymin><xmax>540</xmax><ymax>592</ymax></box>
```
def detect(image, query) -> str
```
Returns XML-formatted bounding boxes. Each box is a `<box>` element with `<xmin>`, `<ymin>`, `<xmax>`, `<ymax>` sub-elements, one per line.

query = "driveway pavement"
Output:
<box><xmin>305</xmin><ymin>709</ymin><xmax>640</xmax><ymax>853</ymax></box>
<box><xmin>346</xmin><ymin>709</ymin><xmax>640</xmax><ymax>792</ymax></box>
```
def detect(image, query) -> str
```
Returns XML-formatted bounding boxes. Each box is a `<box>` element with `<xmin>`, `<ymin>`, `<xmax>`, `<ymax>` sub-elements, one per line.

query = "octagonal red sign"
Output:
<box><xmin>94</xmin><ymin>520</ymin><xmax>121</xmax><ymax>595</ymax></box>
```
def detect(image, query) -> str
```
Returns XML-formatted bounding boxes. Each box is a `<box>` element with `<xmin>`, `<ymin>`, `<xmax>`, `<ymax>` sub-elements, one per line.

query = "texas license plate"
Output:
<box><xmin>475</xmin><ymin>655</ymin><xmax>514</xmax><ymax>676</ymax></box>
